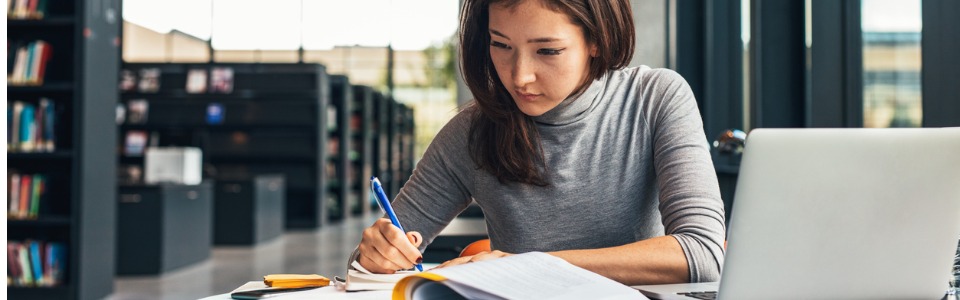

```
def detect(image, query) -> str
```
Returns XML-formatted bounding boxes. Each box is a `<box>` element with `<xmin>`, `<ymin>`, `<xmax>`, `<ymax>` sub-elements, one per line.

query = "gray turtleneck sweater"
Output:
<box><xmin>368</xmin><ymin>66</ymin><xmax>725</xmax><ymax>282</ymax></box>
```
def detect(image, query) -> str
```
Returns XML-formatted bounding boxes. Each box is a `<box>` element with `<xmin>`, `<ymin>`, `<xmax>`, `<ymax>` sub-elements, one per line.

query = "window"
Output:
<box><xmin>862</xmin><ymin>0</ymin><xmax>922</xmax><ymax>128</ymax></box>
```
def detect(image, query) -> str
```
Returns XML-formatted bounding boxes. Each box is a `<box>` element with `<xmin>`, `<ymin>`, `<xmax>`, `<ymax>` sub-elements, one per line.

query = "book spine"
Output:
<box><xmin>24</xmin><ymin>41</ymin><xmax>35</xmax><ymax>84</ymax></box>
<box><xmin>11</xmin><ymin>101</ymin><xmax>23</xmax><ymax>151</ymax></box>
<box><xmin>18</xmin><ymin>242</ymin><xmax>31</xmax><ymax>285</ymax></box>
<box><xmin>30</xmin><ymin>174</ymin><xmax>42</xmax><ymax>218</ymax></box>
<box><xmin>43</xmin><ymin>98</ymin><xmax>55</xmax><ymax>151</ymax></box>
<box><xmin>9</xmin><ymin>173</ymin><xmax>20</xmax><ymax>216</ymax></box>
<box><xmin>29</xmin><ymin>41</ymin><xmax>44</xmax><ymax>84</ymax></box>
<box><xmin>19</xmin><ymin>104</ymin><xmax>35</xmax><ymax>152</ymax></box>
<box><xmin>13</xmin><ymin>46</ymin><xmax>27</xmax><ymax>84</ymax></box>
<box><xmin>47</xmin><ymin>242</ymin><xmax>64</xmax><ymax>286</ymax></box>
<box><xmin>36</xmin><ymin>41</ymin><xmax>51</xmax><ymax>85</ymax></box>
<box><xmin>7</xmin><ymin>242</ymin><xmax>22</xmax><ymax>285</ymax></box>
<box><xmin>29</xmin><ymin>241</ymin><xmax>42</xmax><ymax>285</ymax></box>
<box><xmin>18</xmin><ymin>175</ymin><xmax>31</xmax><ymax>219</ymax></box>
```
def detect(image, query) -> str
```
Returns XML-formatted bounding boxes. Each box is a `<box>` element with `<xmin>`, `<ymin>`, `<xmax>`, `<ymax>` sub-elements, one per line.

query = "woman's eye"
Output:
<box><xmin>537</xmin><ymin>48</ymin><xmax>564</xmax><ymax>56</ymax></box>
<box><xmin>490</xmin><ymin>41</ymin><xmax>511</xmax><ymax>49</ymax></box>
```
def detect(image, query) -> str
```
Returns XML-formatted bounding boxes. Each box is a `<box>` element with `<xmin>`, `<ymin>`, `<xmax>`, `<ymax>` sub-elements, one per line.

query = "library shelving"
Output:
<box><xmin>7</xmin><ymin>0</ymin><xmax>120</xmax><ymax>299</ymax></box>
<box><xmin>385</xmin><ymin>101</ymin><xmax>416</xmax><ymax>198</ymax></box>
<box><xmin>371</xmin><ymin>92</ymin><xmax>390</xmax><ymax>200</ymax></box>
<box><xmin>117</xmin><ymin>63</ymin><xmax>331</xmax><ymax>229</ymax></box>
<box><xmin>349</xmin><ymin>85</ymin><xmax>374</xmax><ymax>217</ymax></box>
<box><xmin>325</xmin><ymin>75</ymin><xmax>352</xmax><ymax>223</ymax></box>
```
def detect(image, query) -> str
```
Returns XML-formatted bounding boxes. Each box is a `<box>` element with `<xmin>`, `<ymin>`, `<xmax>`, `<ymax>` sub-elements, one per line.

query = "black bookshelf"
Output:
<box><xmin>326</xmin><ymin>75</ymin><xmax>352</xmax><ymax>223</ymax></box>
<box><xmin>7</xmin><ymin>0</ymin><xmax>119</xmax><ymax>299</ymax></box>
<box><xmin>395</xmin><ymin>104</ymin><xmax>415</xmax><ymax>190</ymax></box>
<box><xmin>385</xmin><ymin>101</ymin><xmax>415</xmax><ymax>198</ymax></box>
<box><xmin>350</xmin><ymin>85</ymin><xmax>374</xmax><ymax>216</ymax></box>
<box><xmin>118</xmin><ymin>63</ymin><xmax>330</xmax><ymax>229</ymax></box>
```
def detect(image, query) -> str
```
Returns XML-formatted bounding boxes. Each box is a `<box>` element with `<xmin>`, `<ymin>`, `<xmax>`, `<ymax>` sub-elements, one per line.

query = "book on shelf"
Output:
<box><xmin>210</xmin><ymin>67</ymin><xmax>234</xmax><ymax>93</ymax></box>
<box><xmin>206</xmin><ymin>102</ymin><xmax>224</xmax><ymax>125</ymax></box>
<box><xmin>186</xmin><ymin>68</ymin><xmax>208</xmax><ymax>94</ymax></box>
<box><xmin>7</xmin><ymin>171</ymin><xmax>46</xmax><ymax>219</ymax></box>
<box><xmin>7</xmin><ymin>40</ymin><xmax>52</xmax><ymax>86</ymax></box>
<box><xmin>7</xmin><ymin>0</ymin><xmax>50</xmax><ymax>19</ymax></box>
<box><xmin>7</xmin><ymin>98</ymin><xmax>57</xmax><ymax>153</ymax></box>
<box><xmin>124</xmin><ymin>130</ymin><xmax>148</xmax><ymax>156</ymax></box>
<box><xmin>137</xmin><ymin>68</ymin><xmax>161</xmax><ymax>93</ymax></box>
<box><xmin>327</xmin><ymin>107</ymin><xmax>337</xmax><ymax>130</ymax></box>
<box><xmin>119</xmin><ymin>69</ymin><xmax>137</xmax><ymax>92</ymax></box>
<box><xmin>115</xmin><ymin>103</ymin><xmax>126</xmax><ymax>125</ymax></box>
<box><xmin>7</xmin><ymin>240</ymin><xmax>66</xmax><ymax>287</ymax></box>
<box><xmin>126</xmin><ymin>99</ymin><xmax>149</xmax><ymax>124</ymax></box>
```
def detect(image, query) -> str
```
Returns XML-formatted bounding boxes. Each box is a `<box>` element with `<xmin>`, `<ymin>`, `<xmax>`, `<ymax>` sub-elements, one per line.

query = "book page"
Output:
<box><xmin>427</xmin><ymin>252</ymin><xmax>647</xmax><ymax>300</ymax></box>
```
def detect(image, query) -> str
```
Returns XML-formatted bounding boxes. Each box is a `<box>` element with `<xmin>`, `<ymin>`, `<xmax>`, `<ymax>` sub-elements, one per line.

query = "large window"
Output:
<box><xmin>862</xmin><ymin>0</ymin><xmax>922</xmax><ymax>128</ymax></box>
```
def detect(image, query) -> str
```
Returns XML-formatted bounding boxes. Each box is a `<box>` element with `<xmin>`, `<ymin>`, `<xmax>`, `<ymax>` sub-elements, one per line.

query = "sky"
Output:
<box><xmin>122</xmin><ymin>0</ymin><xmax>460</xmax><ymax>51</ymax></box>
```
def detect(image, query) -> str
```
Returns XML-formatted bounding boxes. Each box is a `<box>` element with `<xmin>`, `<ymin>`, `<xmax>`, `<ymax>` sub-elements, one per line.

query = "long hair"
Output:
<box><xmin>460</xmin><ymin>0</ymin><xmax>635</xmax><ymax>186</ymax></box>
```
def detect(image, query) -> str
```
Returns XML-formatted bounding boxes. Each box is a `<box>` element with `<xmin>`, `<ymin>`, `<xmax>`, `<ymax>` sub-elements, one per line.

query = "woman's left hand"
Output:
<box><xmin>435</xmin><ymin>250</ymin><xmax>513</xmax><ymax>269</ymax></box>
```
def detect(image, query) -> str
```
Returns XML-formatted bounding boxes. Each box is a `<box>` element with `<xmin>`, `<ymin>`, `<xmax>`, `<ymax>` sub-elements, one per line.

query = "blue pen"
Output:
<box><xmin>370</xmin><ymin>176</ymin><xmax>423</xmax><ymax>272</ymax></box>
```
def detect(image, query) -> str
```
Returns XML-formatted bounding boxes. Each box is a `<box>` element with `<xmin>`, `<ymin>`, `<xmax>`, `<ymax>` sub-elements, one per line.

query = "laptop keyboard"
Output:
<box><xmin>677</xmin><ymin>291</ymin><xmax>717</xmax><ymax>300</ymax></box>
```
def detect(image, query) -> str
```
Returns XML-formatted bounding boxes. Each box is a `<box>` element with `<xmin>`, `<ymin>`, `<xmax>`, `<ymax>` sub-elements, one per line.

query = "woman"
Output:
<box><xmin>353</xmin><ymin>0</ymin><xmax>725</xmax><ymax>285</ymax></box>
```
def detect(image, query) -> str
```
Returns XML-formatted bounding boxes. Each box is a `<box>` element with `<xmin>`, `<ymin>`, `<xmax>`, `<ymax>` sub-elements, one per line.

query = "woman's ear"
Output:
<box><xmin>590</xmin><ymin>44</ymin><xmax>599</xmax><ymax>57</ymax></box>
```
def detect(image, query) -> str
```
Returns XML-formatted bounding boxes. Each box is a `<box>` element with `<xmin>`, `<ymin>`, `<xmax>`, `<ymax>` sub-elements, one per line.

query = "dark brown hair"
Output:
<box><xmin>460</xmin><ymin>0</ymin><xmax>635</xmax><ymax>186</ymax></box>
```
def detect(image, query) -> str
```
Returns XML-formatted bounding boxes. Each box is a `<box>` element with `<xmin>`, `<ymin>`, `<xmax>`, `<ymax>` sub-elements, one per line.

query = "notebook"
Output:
<box><xmin>635</xmin><ymin>128</ymin><xmax>960</xmax><ymax>299</ymax></box>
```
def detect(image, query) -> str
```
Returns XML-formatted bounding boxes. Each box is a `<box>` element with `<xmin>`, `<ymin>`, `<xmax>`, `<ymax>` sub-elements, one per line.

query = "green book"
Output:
<box><xmin>30</xmin><ymin>175</ymin><xmax>42</xmax><ymax>218</ymax></box>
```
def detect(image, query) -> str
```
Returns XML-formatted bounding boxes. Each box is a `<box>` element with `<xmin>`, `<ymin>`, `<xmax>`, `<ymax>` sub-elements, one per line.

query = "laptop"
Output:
<box><xmin>635</xmin><ymin>128</ymin><xmax>960</xmax><ymax>300</ymax></box>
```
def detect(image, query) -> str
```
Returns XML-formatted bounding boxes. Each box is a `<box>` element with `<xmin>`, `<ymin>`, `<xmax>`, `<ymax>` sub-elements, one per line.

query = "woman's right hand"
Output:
<box><xmin>358</xmin><ymin>218</ymin><xmax>423</xmax><ymax>274</ymax></box>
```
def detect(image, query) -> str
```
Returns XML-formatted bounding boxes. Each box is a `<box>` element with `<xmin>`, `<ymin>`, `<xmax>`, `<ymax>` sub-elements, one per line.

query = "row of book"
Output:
<box><xmin>7</xmin><ymin>0</ymin><xmax>49</xmax><ymax>20</ymax></box>
<box><xmin>119</xmin><ymin>66</ymin><xmax>235</xmax><ymax>94</ymax></box>
<box><xmin>7</xmin><ymin>240</ymin><xmax>66</xmax><ymax>287</ymax></box>
<box><xmin>8</xmin><ymin>40</ymin><xmax>52</xmax><ymax>86</ymax></box>
<box><xmin>8</xmin><ymin>99</ymin><xmax>57</xmax><ymax>153</ymax></box>
<box><xmin>7</xmin><ymin>172</ymin><xmax>47</xmax><ymax>220</ymax></box>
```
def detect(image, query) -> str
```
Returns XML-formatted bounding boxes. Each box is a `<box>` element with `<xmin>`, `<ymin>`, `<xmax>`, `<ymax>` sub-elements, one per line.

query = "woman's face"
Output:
<box><xmin>488</xmin><ymin>0</ymin><xmax>596</xmax><ymax>117</ymax></box>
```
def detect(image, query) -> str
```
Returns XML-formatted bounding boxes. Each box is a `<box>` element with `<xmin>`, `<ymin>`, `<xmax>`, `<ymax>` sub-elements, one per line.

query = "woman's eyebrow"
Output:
<box><xmin>490</xmin><ymin>29</ymin><xmax>563</xmax><ymax>43</ymax></box>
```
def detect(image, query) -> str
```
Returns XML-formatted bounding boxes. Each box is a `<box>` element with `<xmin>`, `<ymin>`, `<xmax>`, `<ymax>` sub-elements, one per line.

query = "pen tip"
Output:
<box><xmin>416</xmin><ymin>265</ymin><xmax>423</xmax><ymax>272</ymax></box>
<box><xmin>370</xmin><ymin>176</ymin><xmax>376</xmax><ymax>181</ymax></box>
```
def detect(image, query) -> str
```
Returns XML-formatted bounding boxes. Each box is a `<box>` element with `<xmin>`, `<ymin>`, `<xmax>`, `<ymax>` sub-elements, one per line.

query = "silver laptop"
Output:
<box><xmin>635</xmin><ymin>128</ymin><xmax>960</xmax><ymax>300</ymax></box>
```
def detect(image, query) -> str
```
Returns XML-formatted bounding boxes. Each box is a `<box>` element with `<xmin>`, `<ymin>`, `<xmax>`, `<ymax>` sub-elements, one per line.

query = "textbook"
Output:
<box><xmin>392</xmin><ymin>252</ymin><xmax>647</xmax><ymax>300</ymax></box>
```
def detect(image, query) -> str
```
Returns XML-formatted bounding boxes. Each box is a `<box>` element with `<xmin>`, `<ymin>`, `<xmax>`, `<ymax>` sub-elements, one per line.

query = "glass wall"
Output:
<box><xmin>861</xmin><ymin>0</ymin><xmax>922</xmax><ymax>128</ymax></box>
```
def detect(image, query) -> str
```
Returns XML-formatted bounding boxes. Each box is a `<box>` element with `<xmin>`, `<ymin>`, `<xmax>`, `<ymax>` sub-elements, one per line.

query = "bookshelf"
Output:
<box><xmin>326</xmin><ymin>75</ymin><xmax>352</xmax><ymax>222</ymax></box>
<box><xmin>350</xmin><ymin>85</ymin><xmax>374</xmax><ymax>217</ymax></box>
<box><xmin>371</xmin><ymin>93</ymin><xmax>391</xmax><ymax>196</ymax></box>
<box><xmin>386</xmin><ymin>101</ymin><xmax>416</xmax><ymax>198</ymax></box>
<box><xmin>7</xmin><ymin>0</ymin><xmax>120</xmax><ymax>299</ymax></box>
<box><xmin>117</xmin><ymin>63</ymin><xmax>331</xmax><ymax>229</ymax></box>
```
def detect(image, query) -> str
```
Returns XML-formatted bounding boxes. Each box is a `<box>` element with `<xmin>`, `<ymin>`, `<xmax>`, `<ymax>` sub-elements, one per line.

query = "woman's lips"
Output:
<box><xmin>516</xmin><ymin>90</ymin><xmax>542</xmax><ymax>101</ymax></box>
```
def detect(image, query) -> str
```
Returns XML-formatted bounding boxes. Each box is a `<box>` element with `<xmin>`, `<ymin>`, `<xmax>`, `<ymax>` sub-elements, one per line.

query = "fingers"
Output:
<box><xmin>357</xmin><ymin>218</ymin><xmax>422</xmax><ymax>273</ymax></box>
<box><xmin>407</xmin><ymin>232</ymin><xmax>423</xmax><ymax>248</ymax></box>
<box><xmin>377</xmin><ymin>220</ymin><xmax>422</xmax><ymax>266</ymax></box>
<box><xmin>358</xmin><ymin>246</ymin><xmax>401</xmax><ymax>274</ymax></box>
<box><xmin>435</xmin><ymin>250</ymin><xmax>511</xmax><ymax>269</ymax></box>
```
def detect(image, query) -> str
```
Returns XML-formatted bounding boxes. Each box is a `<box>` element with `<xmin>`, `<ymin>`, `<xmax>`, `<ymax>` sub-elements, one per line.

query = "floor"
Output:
<box><xmin>106</xmin><ymin>216</ymin><xmax>377</xmax><ymax>300</ymax></box>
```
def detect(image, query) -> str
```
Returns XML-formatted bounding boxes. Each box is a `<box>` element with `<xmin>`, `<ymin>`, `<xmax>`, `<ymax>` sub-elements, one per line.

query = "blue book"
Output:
<box><xmin>45</xmin><ymin>242</ymin><xmax>65</xmax><ymax>286</ymax></box>
<box><xmin>29</xmin><ymin>241</ymin><xmax>43</xmax><ymax>285</ymax></box>
<box><xmin>19</xmin><ymin>104</ymin><xmax>36</xmax><ymax>151</ymax></box>
<box><xmin>206</xmin><ymin>102</ymin><xmax>224</xmax><ymax>125</ymax></box>
<box><xmin>24</xmin><ymin>42</ymin><xmax>36</xmax><ymax>83</ymax></box>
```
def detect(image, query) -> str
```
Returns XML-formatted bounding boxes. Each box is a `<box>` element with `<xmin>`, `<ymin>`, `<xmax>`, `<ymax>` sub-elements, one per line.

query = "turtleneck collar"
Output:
<box><xmin>532</xmin><ymin>72</ymin><xmax>607</xmax><ymax>126</ymax></box>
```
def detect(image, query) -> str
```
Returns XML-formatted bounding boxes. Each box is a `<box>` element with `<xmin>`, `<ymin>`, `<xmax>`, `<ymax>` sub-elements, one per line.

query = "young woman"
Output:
<box><xmin>352</xmin><ymin>0</ymin><xmax>725</xmax><ymax>285</ymax></box>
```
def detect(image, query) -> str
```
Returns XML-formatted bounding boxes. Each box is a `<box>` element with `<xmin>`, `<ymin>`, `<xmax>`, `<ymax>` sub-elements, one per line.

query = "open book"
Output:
<box><xmin>393</xmin><ymin>252</ymin><xmax>647</xmax><ymax>300</ymax></box>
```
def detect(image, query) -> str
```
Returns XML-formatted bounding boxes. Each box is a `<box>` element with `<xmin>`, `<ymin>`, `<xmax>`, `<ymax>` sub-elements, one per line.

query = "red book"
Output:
<box><xmin>18</xmin><ymin>175</ymin><xmax>31</xmax><ymax>218</ymax></box>
<box><xmin>35</xmin><ymin>41</ymin><xmax>51</xmax><ymax>84</ymax></box>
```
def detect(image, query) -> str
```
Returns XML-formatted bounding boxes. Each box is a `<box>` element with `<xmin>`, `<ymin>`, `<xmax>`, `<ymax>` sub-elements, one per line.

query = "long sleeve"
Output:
<box><xmin>644</xmin><ymin>69</ymin><xmax>726</xmax><ymax>282</ymax></box>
